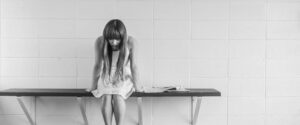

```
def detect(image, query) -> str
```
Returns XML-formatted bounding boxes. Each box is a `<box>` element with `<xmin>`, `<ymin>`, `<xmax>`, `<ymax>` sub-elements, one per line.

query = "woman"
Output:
<box><xmin>87</xmin><ymin>19</ymin><xmax>140</xmax><ymax>125</ymax></box>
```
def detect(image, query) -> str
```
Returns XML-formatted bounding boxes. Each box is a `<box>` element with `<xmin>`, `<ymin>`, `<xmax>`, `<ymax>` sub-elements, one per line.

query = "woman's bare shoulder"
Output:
<box><xmin>127</xmin><ymin>36</ymin><xmax>137</xmax><ymax>49</ymax></box>
<box><xmin>95</xmin><ymin>36</ymin><xmax>105</xmax><ymax>49</ymax></box>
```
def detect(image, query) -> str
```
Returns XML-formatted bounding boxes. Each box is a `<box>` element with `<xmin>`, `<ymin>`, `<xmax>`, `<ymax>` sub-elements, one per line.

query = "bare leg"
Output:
<box><xmin>112</xmin><ymin>95</ymin><xmax>126</xmax><ymax>125</ymax></box>
<box><xmin>100</xmin><ymin>94</ymin><xmax>113</xmax><ymax>125</ymax></box>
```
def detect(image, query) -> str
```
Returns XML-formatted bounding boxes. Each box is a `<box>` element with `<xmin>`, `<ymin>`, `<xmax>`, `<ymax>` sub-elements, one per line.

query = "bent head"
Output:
<box><xmin>101</xmin><ymin>19</ymin><xmax>128</xmax><ymax>79</ymax></box>
<box><xmin>103</xmin><ymin>19</ymin><xmax>127</xmax><ymax>51</ymax></box>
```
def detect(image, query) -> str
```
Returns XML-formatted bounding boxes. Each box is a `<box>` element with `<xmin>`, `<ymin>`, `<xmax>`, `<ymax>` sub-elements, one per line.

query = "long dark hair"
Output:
<box><xmin>101</xmin><ymin>19</ymin><xmax>128</xmax><ymax>81</ymax></box>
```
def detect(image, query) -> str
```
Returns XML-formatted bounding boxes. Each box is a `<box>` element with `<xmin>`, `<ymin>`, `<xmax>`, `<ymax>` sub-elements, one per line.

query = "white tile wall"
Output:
<box><xmin>75</xmin><ymin>20</ymin><xmax>107</xmax><ymax>38</ymax></box>
<box><xmin>192</xmin><ymin>21</ymin><xmax>229</xmax><ymax>39</ymax></box>
<box><xmin>39</xmin><ymin>39</ymin><xmax>78</xmax><ymax>58</ymax></box>
<box><xmin>197</xmin><ymin>115</ymin><xmax>227</xmax><ymax>125</ymax></box>
<box><xmin>190</xmin><ymin>40</ymin><xmax>228</xmax><ymax>59</ymax></box>
<box><xmin>267</xmin><ymin>97</ymin><xmax>300</xmax><ymax>115</ymax></box>
<box><xmin>152</xmin><ymin>97</ymin><xmax>190</xmax><ymax>125</ymax></box>
<box><xmin>0</xmin><ymin>38</ymin><xmax>39</xmax><ymax>57</ymax></box>
<box><xmin>154</xmin><ymin>60</ymin><xmax>189</xmax><ymax>82</ymax></box>
<box><xmin>229</xmin><ymin>40</ymin><xmax>265</xmax><ymax>59</ymax></box>
<box><xmin>267</xmin><ymin>40</ymin><xmax>300</xmax><ymax>59</ymax></box>
<box><xmin>0</xmin><ymin>97</ymin><xmax>33</xmax><ymax>115</ymax></box>
<box><xmin>76</xmin><ymin>0</ymin><xmax>115</xmax><ymax>19</ymax></box>
<box><xmin>77</xmin><ymin>58</ymin><xmax>94</xmax><ymax>77</ymax></box>
<box><xmin>39</xmin><ymin>58</ymin><xmax>77</xmax><ymax>77</ymax></box>
<box><xmin>266</xmin><ymin>115</ymin><xmax>300</xmax><ymax>125</ymax></box>
<box><xmin>230</xmin><ymin>1</ymin><xmax>266</xmax><ymax>21</ymax></box>
<box><xmin>154</xmin><ymin>0</ymin><xmax>190</xmax><ymax>20</ymax></box>
<box><xmin>228</xmin><ymin>115</ymin><xmax>265</xmax><ymax>125</ymax></box>
<box><xmin>154</xmin><ymin>20</ymin><xmax>190</xmax><ymax>40</ymax></box>
<box><xmin>267</xmin><ymin>78</ymin><xmax>300</xmax><ymax>96</ymax></box>
<box><xmin>123</xmin><ymin>20</ymin><xmax>154</xmax><ymax>40</ymax></box>
<box><xmin>39</xmin><ymin>77</ymin><xmax>77</xmax><ymax>88</ymax></box>
<box><xmin>269</xmin><ymin>0</ymin><xmax>300</xmax><ymax>2</ymax></box>
<box><xmin>1</xmin><ymin>77</ymin><xmax>38</xmax><ymax>89</ymax></box>
<box><xmin>268</xmin><ymin>2</ymin><xmax>300</xmax><ymax>21</ymax></box>
<box><xmin>267</xmin><ymin>21</ymin><xmax>300</xmax><ymax>39</ymax></box>
<box><xmin>154</xmin><ymin>77</ymin><xmax>189</xmax><ymax>88</ymax></box>
<box><xmin>1</xmin><ymin>19</ymin><xmax>38</xmax><ymax>38</ymax></box>
<box><xmin>76</xmin><ymin>38</ymin><xmax>96</xmax><ymax>58</ymax></box>
<box><xmin>36</xmin><ymin>116</ymin><xmax>82</xmax><ymax>125</ymax></box>
<box><xmin>197</xmin><ymin>97</ymin><xmax>227</xmax><ymax>115</ymax></box>
<box><xmin>0</xmin><ymin>0</ymin><xmax>29</xmax><ymax>18</ymax></box>
<box><xmin>228</xmin><ymin>78</ymin><xmax>265</xmax><ymax>97</ymax></box>
<box><xmin>135</xmin><ymin>39</ymin><xmax>153</xmax><ymax>60</ymax></box>
<box><xmin>229</xmin><ymin>58</ymin><xmax>265</xmax><ymax>78</ymax></box>
<box><xmin>0</xmin><ymin>115</ymin><xmax>32</xmax><ymax>125</ymax></box>
<box><xmin>191</xmin><ymin>0</ymin><xmax>229</xmax><ymax>20</ymax></box>
<box><xmin>77</xmin><ymin>77</ymin><xmax>92</xmax><ymax>89</ymax></box>
<box><xmin>154</xmin><ymin>40</ymin><xmax>189</xmax><ymax>59</ymax></box>
<box><xmin>1</xmin><ymin>58</ymin><xmax>38</xmax><ymax>77</ymax></box>
<box><xmin>267</xmin><ymin>59</ymin><xmax>300</xmax><ymax>78</ymax></box>
<box><xmin>190</xmin><ymin>59</ymin><xmax>228</xmax><ymax>78</ymax></box>
<box><xmin>137</xmin><ymin>59</ymin><xmax>154</xmax><ymax>87</ymax></box>
<box><xmin>36</xmin><ymin>97</ymin><xmax>80</xmax><ymax>115</ymax></box>
<box><xmin>25</xmin><ymin>0</ymin><xmax>76</xmax><ymax>19</ymax></box>
<box><xmin>229</xmin><ymin>21</ymin><xmax>266</xmax><ymax>39</ymax></box>
<box><xmin>116</xmin><ymin>0</ymin><xmax>153</xmax><ymax>20</ymax></box>
<box><xmin>228</xmin><ymin>97</ymin><xmax>265</xmax><ymax>115</ymax></box>
<box><xmin>1</xmin><ymin>0</ymin><xmax>300</xmax><ymax>125</ymax></box>
<box><xmin>37</xmin><ymin>20</ymin><xmax>76</xmax><ymax>38</ymax></box>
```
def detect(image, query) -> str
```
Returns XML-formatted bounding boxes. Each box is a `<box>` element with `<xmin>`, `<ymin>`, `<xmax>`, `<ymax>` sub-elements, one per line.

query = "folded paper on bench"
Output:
<box><xmin>142</xmin><ymin>86</ymin><xmax>189</xmax><ymax>93</ymax></box>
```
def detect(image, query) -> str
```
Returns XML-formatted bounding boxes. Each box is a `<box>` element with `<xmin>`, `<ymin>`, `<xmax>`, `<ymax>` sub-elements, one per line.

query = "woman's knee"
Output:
<box><xmin>100</xmin><ymin>94</ymin><xmax>112</xmax><ymax>104</ymax></box>
<box><xmin>112</xmin><ymin>95</ymin><xmax>125</xmax><ymax>102</ymax></box>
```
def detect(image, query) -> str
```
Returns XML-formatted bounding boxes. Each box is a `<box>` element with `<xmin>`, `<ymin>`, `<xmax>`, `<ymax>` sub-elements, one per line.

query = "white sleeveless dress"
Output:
<box><xmin>91</xmin><ymin>48</ymin><xmax>135</xmax><ymax>100</ymax></box>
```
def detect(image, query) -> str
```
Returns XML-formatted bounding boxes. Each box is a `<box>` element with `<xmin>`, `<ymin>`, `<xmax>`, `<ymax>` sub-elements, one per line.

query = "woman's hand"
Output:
<box><xmin>134</xmin><ymin>86</ymin><xmax>144</xmax><ymax>92</ymax></box>
<box><xmin>85</xmin><ymin>87</ymin><xmax>96</xmax><ymax>92</ymax></box>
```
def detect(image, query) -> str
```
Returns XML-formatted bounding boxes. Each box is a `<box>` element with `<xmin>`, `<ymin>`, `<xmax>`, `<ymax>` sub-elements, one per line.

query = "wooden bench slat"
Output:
<box><xmin>0</xmin><ymin>88</ymin><xmax>221</xmax><ymax>97</ymax></box>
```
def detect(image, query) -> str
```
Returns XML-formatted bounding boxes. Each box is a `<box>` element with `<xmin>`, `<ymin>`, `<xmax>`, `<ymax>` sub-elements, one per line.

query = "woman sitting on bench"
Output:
<box><xmin>87</xmin><ymin>19</ymin><xmax>141</xmax><ymax>125</ymax></box>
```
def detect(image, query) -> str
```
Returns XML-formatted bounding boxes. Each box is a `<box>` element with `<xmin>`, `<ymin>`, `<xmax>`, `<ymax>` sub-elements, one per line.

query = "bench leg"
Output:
<box><xmin>77</xmin><ymin>97</ymin><xmax>88</xmax><ymax>125</ymax></box>
<box><xmin>17</xmin><ymin>97</ymin><xmax>35</xmax><ymax>125</ymax></box>
<box><xmin>191</xmin><ymin>97</ymin><xmax>202</xmax><ymax>125</ymax></box>
<box><xmin>137</xmin><ymin>97</ymin><xmax>143</xmax><ymax>125</ymax></box>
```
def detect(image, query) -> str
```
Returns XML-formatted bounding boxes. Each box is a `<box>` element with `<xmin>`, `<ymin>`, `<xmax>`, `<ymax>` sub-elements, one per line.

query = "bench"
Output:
<box><xmin>0</xmin><ymin>88</ymin><xmax>221</xmax><ymax>125</ymax></box>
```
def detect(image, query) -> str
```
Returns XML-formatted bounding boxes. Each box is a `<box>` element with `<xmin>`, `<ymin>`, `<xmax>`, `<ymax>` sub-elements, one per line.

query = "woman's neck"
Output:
<box><xmin>112</xmin><ymin>49</ymin><xmax>120</xmax><ymax>52</ymax></box>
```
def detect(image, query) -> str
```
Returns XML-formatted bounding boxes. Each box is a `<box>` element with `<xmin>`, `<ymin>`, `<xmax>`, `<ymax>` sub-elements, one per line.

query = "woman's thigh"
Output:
<box><xmin>100</xmin><ymin>94</ymin><xmax>113</xmax><ymax>105</ymax></box>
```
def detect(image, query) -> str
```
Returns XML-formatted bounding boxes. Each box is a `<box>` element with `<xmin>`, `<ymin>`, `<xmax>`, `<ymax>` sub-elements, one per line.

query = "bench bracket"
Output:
<box><xmin>17</xmin><ymin>96</ymin><xmax>35</xmax><ymax>125</ymax></box>
<box><xmin>191</xmin><ymin>97</ymin><xmax>202</xmax><ymax>125</ymax></box>
<box><xmin>77</xmin><ymin>97</ymin><xmax>88</xmax><ymax>125</ymax></box>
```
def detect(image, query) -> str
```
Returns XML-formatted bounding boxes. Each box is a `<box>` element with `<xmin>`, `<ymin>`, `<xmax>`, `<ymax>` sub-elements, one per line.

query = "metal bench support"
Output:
<box><xmin>137</xmin><ymin>96</ymin><xmax>202</xmax><ymax>125</ymax></box>
<box><xmin>191</xmin><ymin>97</ymin><xmax>202</xmax><ymax>125</ymax></box>
<box><xmin>17</xmin><ymin>96</ymin><xmax>35</xmax><ymax>125</ymax></box>
<box><xmin>77</xmin><ymin>97</ymin><xmax>88</xmax><ymax>125</ymax></box>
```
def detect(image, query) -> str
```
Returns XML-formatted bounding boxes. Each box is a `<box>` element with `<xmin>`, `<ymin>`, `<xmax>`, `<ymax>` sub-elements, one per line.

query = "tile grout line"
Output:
<box><xmin>227</xmin><ymin>0</ymin><xmax>231</xmax><ymax>125</ymax></box>
<box><xmin>75</xmin><ymin>0</ymin><xmax>78</xmax><ymax>90</ymax></box>
<box><xmin>264</xmin><ymin>0</ymin><xmax>269</xmax><ymax>124</ymax></box>
<box><xmin>151</xmin><ymin>0</ymin><xmax>155</xmax><ymax>125</ymax></box>
<box><xmin>36</xmin><ymin>4</ymin><xmax>40</xmax><ymax>123</ymax></box>
<box><xmin>36</xmin><ymin>0</ymin><xmax>42</xmax><ymax>121</ymax></box>
<box><xmin>189</xmin><ymin>0</ymin><xmax>192</xmax><ymax>91</ymax></box>
<box><xmin>0</xmin><ymin>0</ymin><xmax>2</xmax><ymax>86</ymax></box>
<box><xmin>189</xmin><ymin>0</ymin><xmax>193</xmax><ymax>124</ymax></box>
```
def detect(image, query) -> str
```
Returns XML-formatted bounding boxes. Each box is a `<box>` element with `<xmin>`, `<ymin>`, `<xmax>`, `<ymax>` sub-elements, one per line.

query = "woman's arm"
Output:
<box><xmin>128</xmin><ymin>36</ymin><xmax>141</xmax><ymax>91</ymax></box>
<box><xmin>89</xmin><ymin>37</ymin><xmax>104</xmax><ymax>91</ymax></box>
